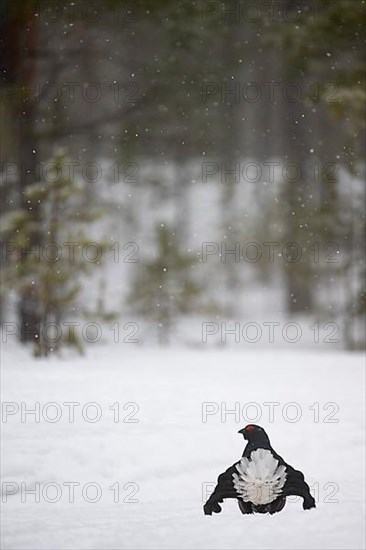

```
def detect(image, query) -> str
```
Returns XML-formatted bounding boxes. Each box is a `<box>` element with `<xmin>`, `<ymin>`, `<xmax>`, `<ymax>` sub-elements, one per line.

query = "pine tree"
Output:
<box><xmin>127</xmin><ymin>223</ymin><xmax>201</xmax><ymax>344</ymax></box>
<box><xmin>265</xmin><ymin>0</ymin><xmax>365</xmax><ymax>347</ymax></box>
<box><xmin>1</xmin><ymin>152</ymin><xmax>107</xmax><ymax>356</ymax></box>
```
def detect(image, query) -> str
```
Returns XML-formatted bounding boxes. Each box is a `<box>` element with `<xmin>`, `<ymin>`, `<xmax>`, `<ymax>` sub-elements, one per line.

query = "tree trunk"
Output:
<box><xmin>8</xmin><ymin>10</ymin><xmax>43</xmax><ymax>344</ymax></box>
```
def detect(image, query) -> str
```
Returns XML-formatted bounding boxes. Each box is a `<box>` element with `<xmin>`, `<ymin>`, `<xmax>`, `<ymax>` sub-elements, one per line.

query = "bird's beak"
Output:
<box><xmin>238</xmin><ymin>428</ymin><xmax>245</xmax><ymax>435</ymax></box>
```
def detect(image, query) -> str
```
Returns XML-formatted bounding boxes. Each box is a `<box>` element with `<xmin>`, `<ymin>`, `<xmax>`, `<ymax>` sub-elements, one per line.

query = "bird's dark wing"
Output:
<box><xmin>269</xmin><ymin>448</ymin><xmax>315</xmax><ymax>510</ymax></box>
<box><xmin>282</xmin><ymin>465</ymin><xmax>316</xmax><ymax>510</ymax></box>
<box><xmin>203</xmin><ymin>463</ymin><xmax>239</xmax><ymax>515</ymax></box>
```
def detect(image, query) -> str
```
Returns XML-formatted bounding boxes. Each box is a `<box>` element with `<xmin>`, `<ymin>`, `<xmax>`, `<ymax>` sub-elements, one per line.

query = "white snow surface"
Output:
<box><xmin>1</xmin><ymin>343</ymin><xmax>365</xmax><ymax>550</ymax></box>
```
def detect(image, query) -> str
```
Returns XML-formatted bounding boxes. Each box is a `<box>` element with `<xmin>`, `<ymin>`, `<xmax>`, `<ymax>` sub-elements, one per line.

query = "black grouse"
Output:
<box><xmin>204</xmin><ymin>424</ymin><xmax>316</xmax><ymax>515</ymax></box>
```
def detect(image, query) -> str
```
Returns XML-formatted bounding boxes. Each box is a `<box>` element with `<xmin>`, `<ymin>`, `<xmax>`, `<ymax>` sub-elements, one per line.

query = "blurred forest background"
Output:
<box><xmin>0</xmin><ymin>0</ymin><xmax>365</xmax><ymax>354</ymax></box>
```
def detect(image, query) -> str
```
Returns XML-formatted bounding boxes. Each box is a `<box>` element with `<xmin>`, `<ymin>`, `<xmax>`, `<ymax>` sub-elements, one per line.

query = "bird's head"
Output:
<box><xmin>238</xmin><ymin>424</ymin><xmax>269</xmax><ymax>442</ymax></box>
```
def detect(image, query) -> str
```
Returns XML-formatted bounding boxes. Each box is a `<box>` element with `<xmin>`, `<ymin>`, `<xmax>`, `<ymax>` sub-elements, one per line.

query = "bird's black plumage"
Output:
<box><xmin>204</xmin><ymin>424</ymin><xmax>316</xmax><ymax>516</ymax></box>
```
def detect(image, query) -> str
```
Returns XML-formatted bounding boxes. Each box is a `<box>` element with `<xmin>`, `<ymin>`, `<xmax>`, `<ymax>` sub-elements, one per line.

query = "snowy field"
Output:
<box><xmin>1</xmin><ymin>343</ymin><xmax>365</xmax><ymax>550</ymax></box>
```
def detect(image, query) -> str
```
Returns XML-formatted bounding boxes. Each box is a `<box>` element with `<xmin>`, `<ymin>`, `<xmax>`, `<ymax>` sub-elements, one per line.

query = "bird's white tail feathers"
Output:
<box><xmin>233</xmin><ymin>449</ymin><xmax>287</xmax><ymax>505</ymax></box>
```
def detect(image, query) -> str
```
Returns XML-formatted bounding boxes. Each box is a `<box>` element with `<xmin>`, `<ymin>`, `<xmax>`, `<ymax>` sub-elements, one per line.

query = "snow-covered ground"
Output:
<box><xmin>1</xmin><ymin>343</ymin><xmax>365</xmax><ymax>550</ymax></box>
